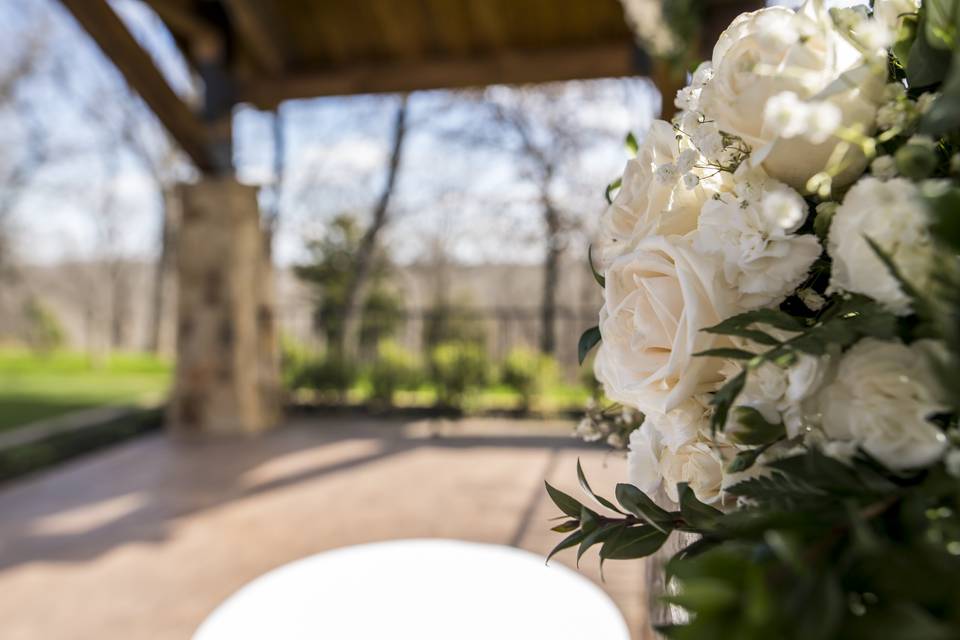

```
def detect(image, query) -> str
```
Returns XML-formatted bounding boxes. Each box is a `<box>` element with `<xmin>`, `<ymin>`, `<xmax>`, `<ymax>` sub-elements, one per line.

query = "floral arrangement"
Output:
<box><xmin>549</xmin><ymin>0</ymin><xmax>960</xmax><ymax>637</ymax></box>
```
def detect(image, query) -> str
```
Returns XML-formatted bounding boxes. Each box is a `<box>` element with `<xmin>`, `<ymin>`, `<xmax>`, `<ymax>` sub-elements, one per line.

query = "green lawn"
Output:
<box><xmin>0</xmin><ymin>349</ymin><xmax>171</xmax><ymax>431</ymax></box>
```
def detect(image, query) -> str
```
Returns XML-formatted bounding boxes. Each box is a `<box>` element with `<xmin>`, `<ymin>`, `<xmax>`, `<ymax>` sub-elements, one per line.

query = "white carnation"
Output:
<box><xmin>722</xmin><ymin>343</ymin><xmax>830</xmax><ymax>439</ymax></box>
<box><xmin>817</xmin><ymin>339</ymin><xmax>948</xmax><ymax>470</ymax></box>
<box><xmin>695</xmin><ymin>173</ymin><xmax>821</xmax><ymax>308</ymax></box>
<box><xmin>827</xmin><ymin>177</ymin><xmax>933</xmax><ymax>314</ymax></box>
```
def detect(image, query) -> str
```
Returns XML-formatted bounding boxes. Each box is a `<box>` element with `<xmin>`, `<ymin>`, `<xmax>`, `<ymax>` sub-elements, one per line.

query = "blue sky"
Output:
<box><xmin>1</xmin><ymin>0</ymin><xmax>660</xmax><ymax>267</ymax></box>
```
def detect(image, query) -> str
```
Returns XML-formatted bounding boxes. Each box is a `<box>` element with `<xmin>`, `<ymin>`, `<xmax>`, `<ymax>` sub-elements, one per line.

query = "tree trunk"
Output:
<box><xmin>109</xmin><ymin>261</ymin><xmax>129</xmax><ymax>350</ymax></box>
<box><xmin>339</xmin><ymin>95</ymin><xmax>408</xmax><ymax>358</ymax></box>
<box><xmin>147</xmin><ymin>186</ymin><xmax>180</xmax><ymax>354</ymax></box>
<box><xmin>540</xmin><ymin>197</ymin><xmax>561</xmax><ymax>355</ymax></box>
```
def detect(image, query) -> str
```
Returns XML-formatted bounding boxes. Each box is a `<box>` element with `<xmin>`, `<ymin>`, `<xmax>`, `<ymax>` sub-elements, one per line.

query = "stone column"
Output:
<box><xmin>169</xmin><ymin>177</ymin><xmax>280</xmax><ymax>435</ymax></box>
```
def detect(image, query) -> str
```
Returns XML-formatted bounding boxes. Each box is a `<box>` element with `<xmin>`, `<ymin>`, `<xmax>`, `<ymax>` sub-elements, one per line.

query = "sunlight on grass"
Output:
<box><xmin>0</xmin><ymin>349</ymin><xmax>171</xmax><ymax>431</ymax></box>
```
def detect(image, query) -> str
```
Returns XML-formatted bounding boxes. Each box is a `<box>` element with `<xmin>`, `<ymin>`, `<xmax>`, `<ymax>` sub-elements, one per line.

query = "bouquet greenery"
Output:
<box><xmin>550</xmin><ymin>1</ymin><xmax>960</xmax><ymax>637</ymax></box>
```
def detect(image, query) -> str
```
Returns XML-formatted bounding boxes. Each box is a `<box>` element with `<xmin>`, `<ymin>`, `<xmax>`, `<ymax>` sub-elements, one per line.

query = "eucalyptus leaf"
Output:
<box><xmin>587</xmin><ymin>245</ymin><xmax>605</xmax><ymax>288</ymax></box>
<box><xmin>546</xmin><ymin>528</ymin><xmax>586</xmax><ymax>563</ymax></box>
<box><xmin>577</xmin><ymin>459</ymin><xmax>626</xmax><ymax>515</ymax></box>
<box><xmin>599</xmin><ymin>524</ymin><xmax>669</xmax><ymax>560</ymax></box>
<box><xmin>678</xmin><ymin>483</ymin><xmax>724</xmax><ymax>530</ymax></box>
<box><xmin>577</xmin><ymin>326</ymin><xmax>601</xmax><ymax>365</ymax></box>
<box><xmin>615</xmin><ymin>482</ymin><xmax>676</xmax><ymax>532</ymax></box>
<box><xmin>544</xmin><ymin>481</ymin><xmax>584</xmax><ymax>519</ymax></box>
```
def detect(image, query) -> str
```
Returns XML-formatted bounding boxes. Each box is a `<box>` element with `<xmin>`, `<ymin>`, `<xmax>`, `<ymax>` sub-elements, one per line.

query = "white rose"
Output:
<box><xmin>827</xmin><ymin>177</ymin><xmax>933</xmax><ymax>314</ymax></box>
<box><xmin>628</xmin><ymin>416</ymin><xmax>728</xmax><ymax>506</ymax></box>
<box><xmin>818</xmin><ymin>339</ymin><xmax>949</xmax><ymax>470</ymax></box>
<box><xmin>594</xmin><ymin>235</ymin><xmax>739</xmax><ymax>414</ymax></box>
<box><xmin>695</xmin><ymin>173</ymin><xmax>822</xmax><ymax>308</ymax></box>
<box><xmin>660</xmin><ymin>441</ymin><xmax>726</xmax><ymax>505</ymax></box>
<box><xmin>594</xmin><ymin>121</ymin><xmax>713</xmax><ymax>269</ymax></box>
<box><xmin>699</xmin><ymin>1</ymin><xmax>884</xmax><ymax>192</ymax></box>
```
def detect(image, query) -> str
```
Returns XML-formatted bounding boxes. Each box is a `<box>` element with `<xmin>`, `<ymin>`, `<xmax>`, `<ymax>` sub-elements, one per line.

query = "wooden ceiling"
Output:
<box><xmin>146</xmin><ymin>0</ymin><xmax>638</xmax><ymax>108</ymax></box>
<box><xmin>59</xmin><ymin>0</ymin><xmax>640</xmax><ymax>172</ymax></box>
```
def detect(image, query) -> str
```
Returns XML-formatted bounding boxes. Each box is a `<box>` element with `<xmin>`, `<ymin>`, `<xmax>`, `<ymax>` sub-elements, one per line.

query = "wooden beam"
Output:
<box><xmin>144</xmin><ymin>0</ymin><xmax>221</xmax><ymax>50</ymax></box>
<box><xmin>58</xmin><ymin>0</ymin><xmax>216</xmax><ymax>173</ymax></box>
<box><xmin>240</xmin><ymin>41</ymin><xmax>637</xmax><ymax>108</ymax></box>
<box><xmin>221</xmin><ymin>0</ymin><xmax>286</xmax><ymax>74</ymax></box>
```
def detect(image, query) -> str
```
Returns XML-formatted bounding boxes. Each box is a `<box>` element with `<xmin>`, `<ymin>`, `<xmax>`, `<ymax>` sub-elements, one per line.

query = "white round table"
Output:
<box><xmin>194</xmin><ymin>539</ymin><xmax>630</xmax><ymax>640</ymax></box>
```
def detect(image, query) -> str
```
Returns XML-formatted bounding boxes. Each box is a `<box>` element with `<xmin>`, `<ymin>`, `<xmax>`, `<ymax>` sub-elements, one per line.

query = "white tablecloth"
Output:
<box><xmin>194</xmin><ymin>539</ymin><xmax>630</xmax><ymax>640</ymax></box>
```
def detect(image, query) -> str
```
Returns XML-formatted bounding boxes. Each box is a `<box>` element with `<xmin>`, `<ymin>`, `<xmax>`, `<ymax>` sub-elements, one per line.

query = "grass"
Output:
<box><xmin>303</xmin><ymin>380</ymin><xmax>592</xmax><ymax>415</ymax></box>
<box><xmin>0</xmin><ymin>348</ymin><xmax>171</xmax><ymax>431</ymax></box>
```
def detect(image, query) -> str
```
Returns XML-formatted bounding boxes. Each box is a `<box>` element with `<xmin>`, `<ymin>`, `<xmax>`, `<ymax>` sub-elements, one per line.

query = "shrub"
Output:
<box><xmin>429</xmin><ymin>341</ymin><xmax>488</xmax><ymax>408</ymax></box>
<box><xmin>369</xmin><ymin>340</ymin><xmax>421</xmax><ymax>406</ymax></box>
<box><xmin>296</xmin><ymin>353</ymin><xmax>358</xmax><ymax>402</ymax></box>
<box><xmin>500</xmin><ymin>347</ymin><xmax>558</xmax><ymax>411</ymax></box>
<box><xmin>280</xmin><ymin>336</ymin><xmax>313</xmax><ymax>391</ymax></box>
<box><xmin>22</xmin><ymin>298</ymin><xmax>65</xmax><ymax>354</ymax></box>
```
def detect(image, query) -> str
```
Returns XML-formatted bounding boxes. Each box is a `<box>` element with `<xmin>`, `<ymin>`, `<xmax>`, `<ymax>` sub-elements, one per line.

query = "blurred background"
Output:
<box><xmin>0</xmin><ymin>1</ymin><xmax>761</xmax><ymax>638</ymax></box>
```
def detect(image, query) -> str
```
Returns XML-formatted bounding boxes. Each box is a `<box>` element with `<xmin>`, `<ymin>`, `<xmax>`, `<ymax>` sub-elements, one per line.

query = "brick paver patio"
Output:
<box><xmin>0</xmin><ymin>416</ymin><xmax>646</xmax><ymax>639</ymax></box>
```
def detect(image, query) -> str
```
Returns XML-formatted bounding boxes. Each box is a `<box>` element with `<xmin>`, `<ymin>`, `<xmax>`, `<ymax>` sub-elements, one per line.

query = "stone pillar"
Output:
<box><xmin>169</xmin><ymin>177</ymin><xmax>280</xmax><ymax>435</ymax></box>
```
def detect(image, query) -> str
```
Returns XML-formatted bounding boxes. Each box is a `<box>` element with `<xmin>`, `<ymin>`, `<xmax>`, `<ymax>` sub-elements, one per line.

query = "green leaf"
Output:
<box><xmin>692</xmin><ymin>347</ymin><xmax>757</xmax><ymax>360</ymax></box>
<box><xmin>599</xmin><ymin>524</ymin><xmax>669</xmax><ymax>560</ymax></box>
<box><xmin>604</xmin><ymin>177</ymin><xmax>622</xmax><ymax>204</ymax></box>
<box><xmin>625</xmin><ymin>132</ymin><xmax>639</xmax><ymax>156</ymax></box>
<box><xmin>578</xmin><ymin>326</ymin><xmax>601</xmax><ymax>365</ymax></box>
<box><xmin>614</xmin><ymin>482</ymin><xmax>675</xmax><ymax>532</ymax></box>
<box><xmin>894</xmin><ymin>13</ymin><xmax>920</xmax><ymax>64</ymax></box>
<box><xmin>587</xmin><ymin>245</ymin><xmax>605</xmax><ymax>288</ymax></box>
<box><xmin>577</xmin><ymin>522</ymin><xmax>621</xmax><ymax>566</ymax></box>
<box><xmin>662</xmin><ymin>578</ymin><xmax>739</xmax><ymax>614</ymax></box>
<box><xmin>678</xmin><ymin>483</ymin><xmax>724</xmax><ymax>530</ymax></box>
<box><xmin>921</xmin><ymin>50</ymin><xmax>960</xmax><ymax>135</ymax></box>
<box><xmin>728</xmin><ymin>406</ymin><xmax>786</xmax><ymax>446</ymax></box>
<box><xmin>577</xmin><ymin>459</ymin><xmax>626</xmax><ymax>515</ymax></box>
<box><xmin>550</xmin><ymin>520</ymin><xmax>579</xmax><ymax>533</ymax></box>
<box><xmin>925</xmin><ymin>0</ymin><xmax>960</xmax><ymax>49</ymax></box>
<box><xmin>546</xmin><ymin>528</ymin><xmax>586</xmax><ymax>563</ymax></box>
<box><xmin>709</xmin><ymin>369</ymin><xmax>747</xmax><ymax>432</ymax></box>
<box><xmin>908</xmin><ymin>10</ymin><xmax>953</xmax><ymax>86</ymax></box>
<box><xmin>544</xmin><ymin>481</ymin><xmax>584</xmax><ymax>519</ymax></box>
<box><xmin>924</xmin><ymin>183</ymin><xmax>960</xmax><ymax>251</ymax></box>
<box><xmin>704</xmin><ymin>308</ymin><xmax>805</xmax><ymax>334</ymax></box>
<box><xmin>726</xmin><ymin>471</ymin><xmax>827</xmax><ymax>510</ymax></box>
<box><xmin>864</xmin><ymin>236</ymin><xmax>928</xmax><ymax>315</ymax></box>
<box><xmin>726</xmin><ymin>446</ymin><xmax>768</xmax><ymax>474</ymax></box>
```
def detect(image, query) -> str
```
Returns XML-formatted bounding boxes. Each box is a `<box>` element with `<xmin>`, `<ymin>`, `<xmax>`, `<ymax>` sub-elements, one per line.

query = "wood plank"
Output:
<box><xmin>221</xmin><ymin>0</ymin><xmax>287</xmax><ymax>73</ymax></box>
<box><xmin>58</xmin><ymin>0</ymin><xmax>216</xmax><ymax>172</ymax></box>
<box><xmin>240</xmin><ymin>41</ymin><xmax>637</xmax><ymax>108</ymax></box>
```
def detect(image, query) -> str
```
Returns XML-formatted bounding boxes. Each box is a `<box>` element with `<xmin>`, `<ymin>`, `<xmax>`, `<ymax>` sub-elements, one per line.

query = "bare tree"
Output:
<box><xmin>454</xmin><ymin>83</ymin><xmax>619</xmax><ymax>354</ymax></box>
<box><xmin>0</xmin><ymin>27</ymin><xmax>50</xmax><ymax>276</ymax></box>
<box><xmin>339</xmin><ymin>94</ymin><xmax>409</xmax><ymax>358</ymax></box>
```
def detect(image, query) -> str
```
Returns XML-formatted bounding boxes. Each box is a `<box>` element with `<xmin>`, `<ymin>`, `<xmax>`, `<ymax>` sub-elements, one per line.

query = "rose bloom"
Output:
<box><xmin>818</xmin><ymin>339</ymin><xmax>949</xmax><ymax>470</ymax></box>
<box><xmin>627</xmin><ymin>402</ymin><xmax>727</xmax><ymax>505</ymax></box>
<box><xmin>827</xmin><ymin>177</ymin><xmax>933</xmax><ymax>314</ymax></box>
<box><xmin>699</xmin><ymin>0</ymin><xmax>884</xmax><ymax>191</ymax></box>
<box><xmin>594</xmin><ymin>235</ymin><xmax>739</xmax><ymax>415</ymax></box>
<box><xmin>594</xmin><ymin>120</ymin><xmax>712</xmax><ymax>269</ymax></box>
